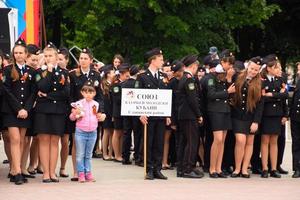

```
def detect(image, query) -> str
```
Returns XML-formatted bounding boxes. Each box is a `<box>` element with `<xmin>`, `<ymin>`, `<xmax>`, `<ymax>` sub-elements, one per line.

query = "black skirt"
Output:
<box><xmin>102</xmin><ymin>115</ymin><xmax>114</xmax><ymax>129</ymax></box>
<box><xmin>3</xmin><ymin>113</ymin><xmax>32</xmax><ymax>128</ymax></box>
<box><xmin>34</xmin><ymin>113</ymin><xmax>66</xmax><ymax>136</ymax></box>
<box><xmin>261</xmin><ymin>116</ymin><xmax>282</xmax><ymax>135</ymax></box>
<box><xmin>232</xmin><ymin>118</ymin><xmax>254</xmax><ymax>135</ymax></box>
<box><xmin>208</xmin><ymin>112</ymin><xmax>232</xmax><ymax>131</ymax></box>
<box><xmin>113</xmin><ymin>117</ymin><xmax>123</xmax><ymax>130</ymax></box>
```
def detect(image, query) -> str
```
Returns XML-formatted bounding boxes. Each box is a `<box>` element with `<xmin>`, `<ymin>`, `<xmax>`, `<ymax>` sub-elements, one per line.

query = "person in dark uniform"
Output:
<box><xmin>69</xmin><ymin>47</ymin><xmax>104</xmax><ymax>181</ymax></box>
<box><xmin>230</xmin><ymin>57</ymin><xmax>263</xmax><ymax>178</ymax></box>
<box><xmin>100</xmin><ymin>65</ymin><xmax>115</xmax><ymax>161</ymax></box>
<box><xmin>2</xmin><ymin>38</ymin><xmax>37</xmax><ymax>185</ymax></box>
<box><xmin>34</xmin><ymin>43</ymin><xmax>70</xmax><ymax>183</ymax></box>
<box><xmin>260</xmin><ymin>55</ymin><xmax>288</xmax><ymax>178</ymax></box>
<box><xmin>290</xmin><ymin>72</ymin><xmax>300</xmax><ymax>178</ymax></box>
<box><xmin>275</xmin><ymin>67</ymin><xmax>289</xmax><ymax>174</ymax></box>
<box><xmin>112</xmin><ymin>54</ymin><xmax>124</xmax><ymax>71</ymax></box>
<box><xmin>199</xmin><ymin>58</ymin><xmax>219</xmax><ymax>173</ymax></box>
<box><xmin>122</xmin><ymin>65</ymin><xmax>142</xmax><ymax>164</ymax></box>
<box><xmin>111</xmin><ymin>64</ymin><xmax>131</xmax><ymax>162</ymax></box>
<box><xmin>207</xmin><ymin>50</ymin><xmax>235</xmax><ymax>178</ymax></box>
<box><xmin>20</xmin><ymin>44</ymin><xmax>40</xmax><ymax>179</ymax></box>
<box><xmin>57</xmin><ymin>47</ymin><xmax>71</xmax><ymax>178</ymax></box>
<box><xmin>135</xmin><ymin>48</ymin><xmax>168</xmax><ymax>180</ymax></box>
<box><xmin>163</xmin><ymin>60</ymin><xmax>184</xmax><ymax>173</ymax></box>
<box><xmin>177</xmin><ymin>55</ymin><xmax>204</xmax><ymax>178</ymax></box>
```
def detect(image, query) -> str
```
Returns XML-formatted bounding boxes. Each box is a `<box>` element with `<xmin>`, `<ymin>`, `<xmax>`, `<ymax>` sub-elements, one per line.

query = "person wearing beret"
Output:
<box><xmin>135</xmin><ymin>48</ymin><xmax>169</xmax><ymax>180</ymax></box>
<box><xmin>33</xmin><ymin>43</ymin><xmax>70</xmax><ymax>183</ymax></box>
<box><xmin>122</xmin><ymin>65</ymin><xmax>142</xmax><ymax>165</ymax></box>
<box><xmin>260</xmin><ymin>55</ymin><xmax>288</xmax><ymax>178</ymax></box>
<box><xmin>111</xmin><ymin>64</ymin><xmax>130</xmax><ymax>163</ymax></box>
<box><xmin>206</xmin><ymin>49</ymin><xmax>235</xmax><ymax>178</ymax></box>
<box><xmin>100</xmin><ymin>65</ymin><xmax>116</xmax><ymax>161</ymax></box>
<box><xmin>2</xmin><ymin>38</ymin><xmax>37</xmax><ymax>185</ymax></box>
<box><xmin>230</xmin><ymin>57</ymin><xmax>263</xmax><ymax>178</ymax></box>
<box><xmin>176</xmin><ymin>55</ymin><xmax>204</xmax><ymax>178</ymax></box>
<box><xmin>68</xmin><ymin>47</ymin><xmax>104</xmax><ymax>181</ymax></box>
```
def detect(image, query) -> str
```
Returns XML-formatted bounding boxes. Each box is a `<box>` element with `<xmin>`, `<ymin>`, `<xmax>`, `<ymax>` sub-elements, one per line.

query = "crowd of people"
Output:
<box><xmin>1</xmin><ymin>39</ymin><xmax>300</xmax><ymax>186</ymax></box>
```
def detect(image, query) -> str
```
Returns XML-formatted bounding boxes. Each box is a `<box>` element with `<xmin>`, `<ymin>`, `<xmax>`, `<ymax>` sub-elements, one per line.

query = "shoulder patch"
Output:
<box><xmin>35</xmin><ymin>74</ymin><xmax>41</xmax><ymax>82</ymax></box>
<box><xmin>208</xmin><ymin>79</ymin><xmax>214</xmax><ymax>86</ymax></box>
<box><xmin>188</xmin><ymin>82</ymin><xmax>195</xmax><ymax>90</ymax></box>
<box><xmin>113</xmin><ymin>86</ymin><xmax>120</xmax><ymax>93</ymax></box>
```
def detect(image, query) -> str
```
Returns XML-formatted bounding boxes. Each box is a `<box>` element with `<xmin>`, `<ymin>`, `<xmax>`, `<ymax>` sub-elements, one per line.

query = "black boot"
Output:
<box><xmin>292</xmin><ymin>170</ymin><xmax>300</xmax><ymax>178</ymax></box>
<box><xmin>145</xmin><ymin>170</ymin><xmax>154</xmax><ymax>180</ymax></box>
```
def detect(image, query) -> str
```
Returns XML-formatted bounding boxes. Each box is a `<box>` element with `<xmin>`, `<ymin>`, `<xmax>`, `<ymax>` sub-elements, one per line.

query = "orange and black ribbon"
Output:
<box><xmin>92</xmin><ymin>105</ymin><xmax>97</xmax><ymax>115</ymax></box>
<box><xmin>60</xmin><ymin>74</ymin><xmax>65</xmax><ymax>85</ymax></box>
<box><xmin>20</xmin><ymin>72</ymin><xmax>28</xmax><ymax>81</ymax></box>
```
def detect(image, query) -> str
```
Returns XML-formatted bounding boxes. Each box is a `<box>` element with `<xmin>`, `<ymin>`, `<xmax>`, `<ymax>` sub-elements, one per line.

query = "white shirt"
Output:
<box><xmin>267</xmin><ymin>74</ymin><xmax>275</xmax><ymax>82</ymax></box>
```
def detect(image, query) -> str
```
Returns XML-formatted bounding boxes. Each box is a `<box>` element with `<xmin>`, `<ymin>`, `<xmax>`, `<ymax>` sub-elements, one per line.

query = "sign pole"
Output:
<box><xmin>144</xmin><ymin>123</ymin><xmax>147</xmax><ymax>179</ymax></box>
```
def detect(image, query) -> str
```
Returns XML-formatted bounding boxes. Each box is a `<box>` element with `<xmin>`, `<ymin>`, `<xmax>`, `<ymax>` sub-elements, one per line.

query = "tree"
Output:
<box><xmin>44</xmin><ymin>0</ymin><xmax>279</xmax><ymax>64</ymax></box>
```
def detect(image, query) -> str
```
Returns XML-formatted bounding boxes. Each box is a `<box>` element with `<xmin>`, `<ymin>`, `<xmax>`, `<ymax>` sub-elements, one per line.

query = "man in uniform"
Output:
<box><xmin>177</xmin><ymin>55</ymin><xmax>204</xmax><ymax>178</ymax></box>
<box><xmin>135</xmin><ymin>48</ymin><xmax>168</xmax><ymax>180</ymax></box>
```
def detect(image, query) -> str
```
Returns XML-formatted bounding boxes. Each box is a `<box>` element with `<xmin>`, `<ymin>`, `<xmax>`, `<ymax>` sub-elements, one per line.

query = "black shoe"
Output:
<box><xmin>42</xmin><ymin>179</ymin><xmax>52</xmax><ymax>183</ymax></box>
<box><xmin>231</xmin><ymin>173</ymin><xmax>240</xmax><ymax>178</ymax></box>
<box><xmin>261</xmin><ymin>170</ymin><xmax>269</xmax><ymax>178</ymax></box>
<box><xmin>122</xmin><ymin>160</ymin><xmax>132</xmax><ymax>165</ymax></box>
<box><xmin>241</xmin><ymin>173</ymin><xmax>250</xmax><ymax>178</ymax></box>
<box><xmin>217</xmin><ymin>172</ymin><xmax>228</xmax><ymax>178</ymax></box>
<box><xmin>183</xmin><ymin>171</ymin><xmax>203</xmax><ymax>179</ymax></box>
<box><xmin>145</xmin><ymin>170</ymin><xmax>154</xmax><ymax>180</ymax></box>
<box><xmin>177</xmin><ymin>171</ymin><xmax>183</xmax><ymax>178</ymax></box>
<box><xmin>36</xmin><ymin>168</ymin><xmax>43</xmax><ymax>174</ymax></box>
<box><xmin>252</xmin><ymin>168</ymin><xmax>262</xmax><ymax>174</ymax></box>
<box><xmin>28</xmin><ymin>169</ymin><xmax>37</xmax><ymax>175</ymax></box>
<box><xmin>2</xmin><ymin>159</ymin><xmax>9</xmax><ymax>164</ymax></box>
<box><xmin>92</xmin><ymin>153</ymin><xmax>103</xmax><ymax>159</ymax></box>
<box><xmin>292</xmin><ymin>170</ymin><xmax>300</xmax><ymax>178</ymax></box>
<box><xmin>270</xmin><ymin>170</ymin><xmax>281</xmax><ymax>178</ymax></box>
<box><xmin>14</xmin><ymin>174</ymin><xmax>24</xmax><ymax>185</ymax></box>
<box><xmin>10</xmin><ymin>175</ymin><xmax>15</xmax><ymax>182</ymax></box>
<box><xmin>7</xmin><ymin>173</ymin><xmax>13</xmax><ymax>179</ymax></box>
<box><xmin>22</xmin><ymin>173</ymin><xmax>35</xmax><ymax>178</ymax></box>
<box><xmin>192</xmin><ymin>168</ymin><xmax>204</xmax><ymax>176</ymax></box>
<box><xmin>153</xmin><ymin>170</ymin><xmax>168</xmax><ymax>180</ymax></box>
<box><xmin>209</xmin><ymin>172</ymin><xmax>218</xmax><ymax>178</ymax></box>
<box><xmin>71</xmin><ymin>177</ymin><xmax>78</xmax><ymax>182</ymax></box>
<box><xmin>59</xmin><ymin>173</ymin><xmax>69</xmax><ymax>178</ymax></box>
<box><xmin>277</xmin><ymin>166</ymin><xmax>288</xmax><ymax>174</ymax></box>
<box><xmin>50</xmin><ymin>178</ymin><xmax>59</xmax><ymax>182</ymax></box>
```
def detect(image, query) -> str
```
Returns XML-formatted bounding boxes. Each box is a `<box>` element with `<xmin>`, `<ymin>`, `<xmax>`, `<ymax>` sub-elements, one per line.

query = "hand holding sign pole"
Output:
<box><xmin>121</xmin><ymin>88</ymin><xmax>172</xmax><ymax>179</ymax></box>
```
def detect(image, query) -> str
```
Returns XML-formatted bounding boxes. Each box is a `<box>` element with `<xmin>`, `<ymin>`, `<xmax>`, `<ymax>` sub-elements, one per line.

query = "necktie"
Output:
<box><xmin>21</xmin><ymin>66</ymin><xmax>25</xmax><ymax>75</ymax></box>
<box><xmin>154</xmin><ymin>72</ymin><xmax>158</xmax><ymax>80</ymax></box>
<box><xmin>271</xmin><ymin>77</ymin><xmax>274</xmax><ymax>82</ymax></box>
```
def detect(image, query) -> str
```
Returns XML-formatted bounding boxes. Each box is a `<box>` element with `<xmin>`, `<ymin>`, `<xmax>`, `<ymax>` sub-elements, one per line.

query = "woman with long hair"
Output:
<box><xmin>2</xmin><ymin>39</ymin><xmax>37</xmax><ymax>185</ymax></box>
<box><xmin>100</xmin><ymin>65</ymin><xmax>115</xmax><ymax>160</ymax></box>
<box><xmin>231</xmin><ymin>57</ymin><xmax>263</xmax><ymax>178</ymax></box>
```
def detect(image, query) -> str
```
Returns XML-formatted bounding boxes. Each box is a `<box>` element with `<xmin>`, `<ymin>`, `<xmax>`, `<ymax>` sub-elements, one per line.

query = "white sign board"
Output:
<box><xmin>121</xmin><ymin>88</ymin><xmax>172</xmax><ymax>117</ymax></box>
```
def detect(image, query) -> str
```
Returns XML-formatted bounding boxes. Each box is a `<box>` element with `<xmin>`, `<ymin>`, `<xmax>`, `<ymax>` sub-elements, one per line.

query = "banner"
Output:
<box><xmin>121</xmin><ymin>88</ymin><xmax>172</xmax><ymax>117</ymax></box>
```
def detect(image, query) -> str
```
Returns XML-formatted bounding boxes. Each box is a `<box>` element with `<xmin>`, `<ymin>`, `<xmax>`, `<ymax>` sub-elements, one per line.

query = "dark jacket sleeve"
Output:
<box><xmin>253</xmin><ymin>98</ymin><xmax>264</xmax><ymax>123</ymax></box>
<box><xmin>24</xmin><ymin>70</ymin><xmax>38</xmax><ymax>111</ymax></box>
<box><xmin>2</xmin><ymin>67</ymin><xmax>22</xmax><ymax>113</ymax></box>
<box><xmin>185</xmin><ymin>78</ymin><xmax>202</xmax><ymax>118</ymax></box>
<box><xmin>207</xmin><ymin>78</ymin><xmax>229</xmax><ymax>100</ymax></box>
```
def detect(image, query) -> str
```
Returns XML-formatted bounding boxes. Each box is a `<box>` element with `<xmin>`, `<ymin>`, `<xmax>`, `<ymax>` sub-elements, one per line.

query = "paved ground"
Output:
<box><xmin>0</xmin><ymin>137</ymin><xmax>299</xmax><ymax>200</ymax></box>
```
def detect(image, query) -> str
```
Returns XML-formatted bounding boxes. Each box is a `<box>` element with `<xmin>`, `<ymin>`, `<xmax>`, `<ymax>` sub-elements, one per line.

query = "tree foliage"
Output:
<box><xmin>44</xmin><ymin>0</ymin><xmax>280</xmax><ymax>64</ymax></box>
